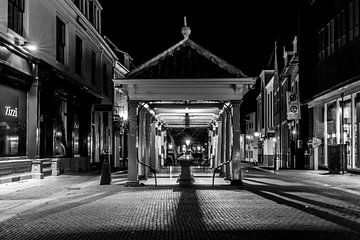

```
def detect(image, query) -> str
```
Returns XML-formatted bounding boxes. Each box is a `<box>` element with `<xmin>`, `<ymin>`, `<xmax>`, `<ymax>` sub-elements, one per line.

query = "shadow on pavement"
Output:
<box><xmin>243</xmin><ymin>178</ymin><xmax>360</xmax><ymax>235</ymax></box>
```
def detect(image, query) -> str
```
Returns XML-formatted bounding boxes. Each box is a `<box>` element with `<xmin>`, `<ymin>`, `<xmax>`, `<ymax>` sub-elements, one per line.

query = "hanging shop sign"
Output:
<box><xmin>312</xmin><ymin>137</ymin><xmax>322</xmax><ymax>148</ymax></box>
<box><xmin>286</xmin><ymin>91</ymin><xmax>300</xmax><ymax>120</ymax></box>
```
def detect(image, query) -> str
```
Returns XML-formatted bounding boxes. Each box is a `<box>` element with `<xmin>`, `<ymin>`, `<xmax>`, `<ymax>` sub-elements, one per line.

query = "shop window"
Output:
<box><xmin>73</xmin><ymin>112</ymin><xmax>80</xmax><ymax>157</ymax></box>
<box><xmin>327</xmin><ymin>102</ymin><xmax>337</xmax><ymax>145</ymax></box>
<box><xmin>313</xmin><ymin>105</ymin><xmax>325</xmax><ymax>166</ymax></box>
<box><xmin>0</xmin><ymin>85</ymin><xmax>26</xmax><ymax>157</ymax></box>
<box><xmin>56</xmin><ymin>17</ymin><xmax>66</xmax><ymax>64</ymax></box>
<box><xmin>53</xmin><ymin>97</ymin><xmax>67</xmax><ymax>157</ymax></box>
<box><xmin>355</xmin><ymin>93</ymin><xmax>360</xmax><ymax>168</ymax></box>
<box><xmin>342</xmin><ymin>98</ymin><xmax>352</xmax><ymax>169</ymax></box>
<box><xmin>8</xmin><ymin>0</ymin><xmax>24</xmax><ymax>36</ymax></box>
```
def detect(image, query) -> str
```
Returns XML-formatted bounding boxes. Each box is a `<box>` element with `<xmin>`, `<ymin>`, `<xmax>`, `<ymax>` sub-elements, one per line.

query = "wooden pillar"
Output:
<box><xmin>231</xmin><ymin>101</ymin><xmax>242</xmax><ymax>185</ymax></box>
<box><xmin>220</xmin><ymin>114</ymin><xmax>226</xmax><ymax>177</ymax></box>
<box><xmin>213</xmin><ymin>125</ymin><xmax>219</xmax><ymax>168</ymax></box>
<box><xmin>216</xmin><ymin>121</ymin><xmax>222</xmax><ymax>170</ymax></box>
<box><xmin>225</xmin><ymin>110</ymin><xmax>232</xmax><ymax>180</ymax></box>
<box><xmin>150</xmin><ymin>121</ymin><xmax>157</xmax><ymax>170</ymax></box>
<box><xmin>125</xmin><ymin>101</ymin><xmax>139</xmax><ymax>186</ymax></box>
<box><xmin>138</xmin><ymin>109</ymin><xmax>146</xmax><ymax>177</ymax></box>
<box><xmin>145</xmin><ymin>113</ymin><xmax>151</xmax><ymax>177</ymax></box>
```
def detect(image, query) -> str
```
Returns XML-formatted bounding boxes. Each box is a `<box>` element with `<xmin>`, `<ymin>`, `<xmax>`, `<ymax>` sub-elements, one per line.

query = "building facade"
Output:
<box><xmin>300</xmin><ymin>0</ymin><xmax>360</xmax><ymax>172</ymax></box>
<box><xmin>0</xmin><ymin>0</ymin><xmax>126</xmax><ymax>179</ymax></box>
<box><xmin>274</xmin><ymin>38</ymin><xmax>302</xmax><ymax>169</ymax></box>
<box><xmin>256</xmin><ymin>70</ymin><xmax>276</xmax><ymax>167</ymax></box>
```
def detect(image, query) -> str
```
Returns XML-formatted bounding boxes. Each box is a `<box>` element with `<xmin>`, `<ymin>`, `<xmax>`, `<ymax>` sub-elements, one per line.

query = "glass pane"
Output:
<box><xmin>0</xmin><ymin>85</ymin><xmax>27</xmax><ymax>157</ymax></box>
<box><xmin>356</xmin><ymin>93</ymin><xmax>360</xmax><ymax>168</ymax></box>
<box><xmin>342</xmin><ymin>99</ymin><xmax>352</xmax><ymax>168</ymax></box>
<box><xmin>53</xmin><ymin>98</ymin><xmax>67</xmax><ymax>156</ymax></box>
<box><xmin>313</xmin><ymin>105</ymin><xmax>325</xmax><ymax>165</ymax></box>
<box><xmin>327</xmin><ymin>102</ymin><xmax>337</xmax><ymax>145</ymax></box>
<box><xmin>73</xmin><ymin>112</ymin><xmax>80</xmax><ymax>156</ymax></box>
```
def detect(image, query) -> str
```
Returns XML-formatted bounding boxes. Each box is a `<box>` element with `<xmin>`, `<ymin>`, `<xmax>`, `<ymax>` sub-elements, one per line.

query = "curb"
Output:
<box><xmin>0</xmin><ymin>173</ymin><xmax>33</xmax><ymax>185</ymax></box>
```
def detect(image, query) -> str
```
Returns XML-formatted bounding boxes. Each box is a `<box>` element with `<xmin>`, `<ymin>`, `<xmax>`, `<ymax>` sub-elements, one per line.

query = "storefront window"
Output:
<box><xmin>53</xmin><ymin>97</ymin><xmax>67</xmax><ymax>157</ymax></box>
<box><xmin>73</xmin><ymin>112</ymin><xmax>80</xmax><ymax>157</ymax></box>
<box><xmin>342</xmin><ymin>98</ymin><xmax>352</xmax><ymax>168</ymax></box>
<box><xmin>355</xmin><ymin>93</ymin><xmax>360</xmax><ymax>169</ymax></box>
<box><xmin>0</xmin><ymin>85</ymin><xmax>26</xmax><ymax>157</ymax></box>
<box><xmin>313</xmin><ymin>105</ymin><xmax>325</xmax><ymax>165</ymax></box>
<box><xmin>327</xmin><ymin>101</ymin><xmax>337</xmax><ymax>145</ymax></box>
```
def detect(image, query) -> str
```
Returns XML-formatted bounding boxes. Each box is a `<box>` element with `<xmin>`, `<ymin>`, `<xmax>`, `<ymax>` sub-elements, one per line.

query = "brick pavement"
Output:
<box><xmin>0</xmin><ymin>168</ymin><xmax>360</xmax><ymax>240</ymax></box>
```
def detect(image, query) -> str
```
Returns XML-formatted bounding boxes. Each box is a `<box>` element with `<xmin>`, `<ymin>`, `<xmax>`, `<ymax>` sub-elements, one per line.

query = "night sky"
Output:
<box><xmin>99</xmin><ymin>0</ymin><xmax>298</xmax><ymax>77</ymax></box>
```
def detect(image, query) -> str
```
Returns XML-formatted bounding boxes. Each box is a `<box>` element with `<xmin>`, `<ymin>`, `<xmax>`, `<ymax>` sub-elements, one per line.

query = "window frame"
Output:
<box><xmin>8</xmin><ymin>0</ymin><xmax>25</xmax><ymax>36</ymax></box>
<box><xmin>103</xmin><ymin>63</ymin><xmax>108</xmax><ymax>96</ymax></box>
<box><xmin>56</xmin><ymin>17</ymin><xmax>66</xmax><ymax>64</ymax></box>
<box><xmin>75</xmin><ymin>35</ymin><xmax>83</xmax><ymax>75</ymax></box>
<box><xmin>91</xmin><ymin>50</ymin><xmax>96</xmax><ymax>84</ymax></box>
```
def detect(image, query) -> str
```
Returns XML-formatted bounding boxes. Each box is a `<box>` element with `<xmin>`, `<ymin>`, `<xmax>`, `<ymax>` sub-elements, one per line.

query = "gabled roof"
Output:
<box><xmin>127</xmin><ymin>38</ymin><xmax>247</xmax><ymax>79</ymax></box>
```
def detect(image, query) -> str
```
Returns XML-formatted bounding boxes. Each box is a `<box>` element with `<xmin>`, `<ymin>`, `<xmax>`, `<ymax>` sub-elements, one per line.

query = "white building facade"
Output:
<box><xmin>0</xmin><ymin>0</ymin><xmax>126</xmax><ymax>179</ymax></box>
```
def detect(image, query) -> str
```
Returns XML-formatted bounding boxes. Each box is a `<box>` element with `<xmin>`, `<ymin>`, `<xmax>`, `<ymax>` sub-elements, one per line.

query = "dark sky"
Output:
<box><xmin>99</xmin><ymin>1</ymin><xmax>298</xmax><ymax>77</ymax></box>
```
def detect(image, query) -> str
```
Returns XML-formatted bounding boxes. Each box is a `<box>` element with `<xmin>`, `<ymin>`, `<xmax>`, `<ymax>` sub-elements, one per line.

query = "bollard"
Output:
<box><xmin>274</xmin><ymin>157</ymin><xmax>280</xmax><ymax>171</ymax></box>
<box><xmin>100</xmin><ymin>151</ymin><xmax>111</xmax><ymax>185</ymax></box>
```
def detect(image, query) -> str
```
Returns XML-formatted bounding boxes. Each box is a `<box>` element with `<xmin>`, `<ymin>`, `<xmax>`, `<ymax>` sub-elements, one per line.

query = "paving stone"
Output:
<box><xmin>0</xmin><ymin>169</ymin><xmax>359</xmax><ymax>239</ymax></box>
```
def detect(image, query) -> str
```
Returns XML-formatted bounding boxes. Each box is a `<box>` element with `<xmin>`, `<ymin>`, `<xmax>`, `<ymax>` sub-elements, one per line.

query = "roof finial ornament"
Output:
<box><xmin>181</xmin><ymin>16</ymin><xmax>191</xmax><ymax>39</ymax></box>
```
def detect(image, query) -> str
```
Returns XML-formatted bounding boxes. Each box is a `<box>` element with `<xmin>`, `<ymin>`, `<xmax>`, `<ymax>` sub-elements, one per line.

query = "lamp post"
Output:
<box><xmin>273</xmin><ymin>137</ymin><xmax>279</xmax><ymax>170</ymax></box>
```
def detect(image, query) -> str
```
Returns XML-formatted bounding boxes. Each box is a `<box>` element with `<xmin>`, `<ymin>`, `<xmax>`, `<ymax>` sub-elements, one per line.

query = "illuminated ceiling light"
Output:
<box><xmin>185</xmin><ymin>139</ymin><xmax>191</xmax><ymax>146</ymax></box>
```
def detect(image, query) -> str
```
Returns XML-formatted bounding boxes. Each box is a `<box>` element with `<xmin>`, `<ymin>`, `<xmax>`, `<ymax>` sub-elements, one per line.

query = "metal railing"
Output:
<box><xmin>212</xmin><ymin>159</ymin><xmax>232</xmax><ymax>187</ymax></box>
<box><xmin>137</xmin><ymin>158</ymin><xmax>157</xmax><ymax>186</ymax></box>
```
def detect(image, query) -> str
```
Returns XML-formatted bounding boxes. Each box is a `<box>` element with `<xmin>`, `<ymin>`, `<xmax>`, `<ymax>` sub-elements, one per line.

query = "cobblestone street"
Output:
<box><xmin>0</xmin><ymin>168</ymin><xmax>360</xmax><ymax>240</ymax></box>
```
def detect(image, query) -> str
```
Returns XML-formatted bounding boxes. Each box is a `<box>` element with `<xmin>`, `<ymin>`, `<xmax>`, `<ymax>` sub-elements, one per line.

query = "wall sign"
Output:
<box><xmin>5</xmin><ymin>106</ymin><xmax>18</xmax><ymax>117</ymax></box>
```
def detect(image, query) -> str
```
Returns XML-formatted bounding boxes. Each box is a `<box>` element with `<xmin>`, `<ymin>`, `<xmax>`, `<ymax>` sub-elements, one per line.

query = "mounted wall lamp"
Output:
<box><xmin>22</xmin><ymin>42</ymin><xmax>38</xmax><ymax>51</ymax></box>
<box><xmin>14</xmin><ymin>38</ymin><xmax>38</xmax><ymax>52</ymax></box>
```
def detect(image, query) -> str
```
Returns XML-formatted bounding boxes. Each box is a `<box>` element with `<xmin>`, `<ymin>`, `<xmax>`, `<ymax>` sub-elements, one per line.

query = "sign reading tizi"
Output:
<box><xmin>4</xmin><ymin>106</ymin><xmax>18</xmax><ymax>117</ymax></box>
